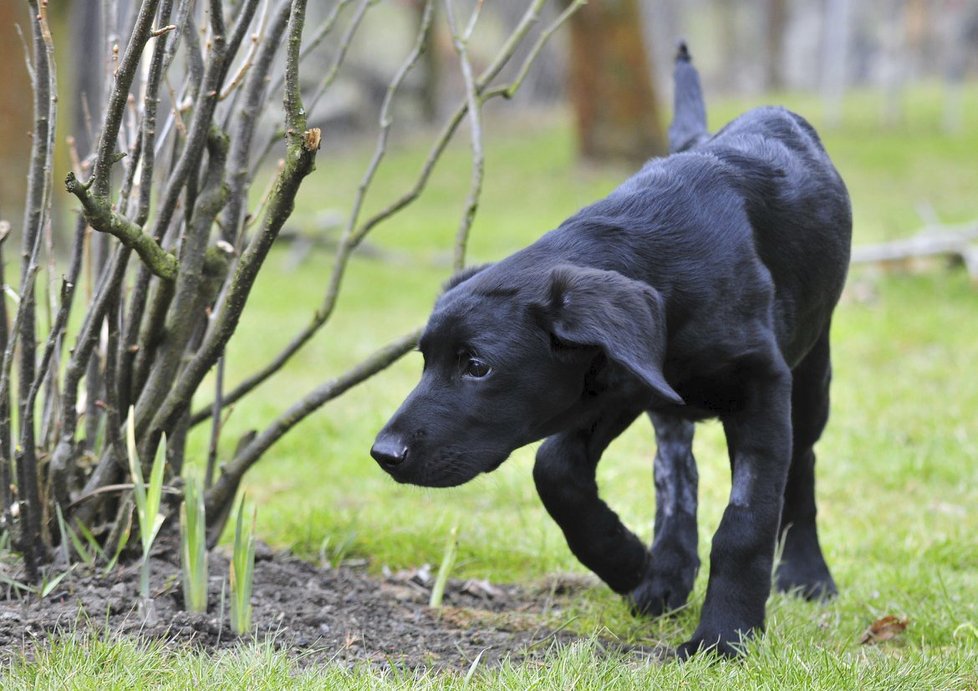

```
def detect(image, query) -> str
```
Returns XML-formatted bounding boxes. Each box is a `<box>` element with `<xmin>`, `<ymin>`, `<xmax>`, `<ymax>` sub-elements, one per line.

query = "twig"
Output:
<box><xmin>443</xmin><ymin>0</ymin><xmax>484</xmax><ymax>271</ymax></box>
<box><xmin>304</xmin><ymin>0</ymin><xmax>374</xmax><ymax>116</ymax></box>
<box><xmin>65</xmin><ymin>172</ymin><xmax>178</xmax><ymax>280</ymax></box>
<box><xmin>91</xmin><ymin>0</ymin><xmax>163</xmax><ymax>196</ymax></box>
<box><xmin>145</xmin><ymin>0</ymin><xmax>320</xmax><ymax>451</ymax></box>
<box><xmin>14</xmin><ymin>0</ymin><xmax>60</xmax><ymax>581</ymax></box>
<box><xmin>265</xmin><ymin>0</ymin><xmax>353</xmax><ymax>98</ymax></box>
<box><xmin>221</xmin><ymin>0</ymin><xmax>292</xmax><ymax>245</ymax></box>
<box><xmin>147</xmin><ymin>1</ymin><xmax>230</xmax><ymax>244</ymax></box>
<box><xmin>191</xmin><ymin>0</ymin><xmax>571</xmax><ymax>426</ymax></box>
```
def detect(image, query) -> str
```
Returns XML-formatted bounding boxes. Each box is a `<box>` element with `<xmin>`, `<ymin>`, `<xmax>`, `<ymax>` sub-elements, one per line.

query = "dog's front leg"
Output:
<box><xmin>679</xmin><ymin>365</ymin><xmax>792</xmax><ymax>658</ymax></box>
<box><xmin>629</xmin><ymin>413</ymin><xmax>699</xmax><ymax>617</ymax></box>
<box><xmin>533</xmin><ymin>407</ymin><xmax>647</xmax><ymax>594</ymax></box>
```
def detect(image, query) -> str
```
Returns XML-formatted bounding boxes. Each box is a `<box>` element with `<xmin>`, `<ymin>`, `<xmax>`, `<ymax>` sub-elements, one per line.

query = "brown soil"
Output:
<box><xmin>0</xmin><ymin>538</ymin><xmax>662</xmax><ymax>671</ymax></box>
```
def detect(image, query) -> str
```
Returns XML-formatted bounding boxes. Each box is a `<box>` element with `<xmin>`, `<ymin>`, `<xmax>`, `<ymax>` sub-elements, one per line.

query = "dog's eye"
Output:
<box><xmin>462</xmin><ymin>357</ymin><xmax>492</xmax><ymax>379</ymax></box>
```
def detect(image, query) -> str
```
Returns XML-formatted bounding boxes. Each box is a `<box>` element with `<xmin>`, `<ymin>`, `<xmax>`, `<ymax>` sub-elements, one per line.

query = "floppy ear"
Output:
<box><xmin>544</xmin><ymin>264</ymin><xmax>683</xmax><ymax>405</ymax></box>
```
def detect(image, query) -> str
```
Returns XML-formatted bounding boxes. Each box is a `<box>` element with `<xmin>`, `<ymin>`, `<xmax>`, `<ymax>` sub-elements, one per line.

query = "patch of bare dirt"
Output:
<box><xmin>0</xmin><ymin>539</ymin><xmax>627</xmax><ymax>671</ymax></box>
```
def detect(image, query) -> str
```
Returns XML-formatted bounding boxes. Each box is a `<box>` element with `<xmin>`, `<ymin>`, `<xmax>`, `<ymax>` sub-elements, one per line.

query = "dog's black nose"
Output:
<box><xmin>371</xmin><ymin>435</ymin><xmax>409</xmax><ymax>468</ymax></box>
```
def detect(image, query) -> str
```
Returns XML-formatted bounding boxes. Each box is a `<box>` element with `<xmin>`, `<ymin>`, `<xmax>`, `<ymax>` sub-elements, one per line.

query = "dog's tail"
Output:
<box><xmin>668</xmin><ymin>42</ymin><xmax>709</xmax><ymax>154</ymax></box>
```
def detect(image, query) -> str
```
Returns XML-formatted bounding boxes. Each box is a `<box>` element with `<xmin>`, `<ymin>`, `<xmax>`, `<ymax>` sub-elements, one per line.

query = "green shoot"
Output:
<box><xmin>76</xmin><ymin>521</ymin><xmax>109</xmax><ymax>565</ymax></box>
<box><xmin>429</xmin><ymin>524</ymin><xmax>459</xmax><ymax>609</ymax></box>
<box><xmin>106</xmin><ymin>507</ymin><xmax>132</xmax><ymax>575</ymax></box>
<box><xmin>180</xmin><ymin>474</ymin><xmax>208</xmax><ymax>613</ymax></box>
<box><xmin>229</xmin><ymin>494</ymin><xmax>257</xmax><ymax>635</ymax></box>
<box><xmin>55</xmin><ymin>503</ymin><xmax>94</xmax><ymax>566</ymax></box>
<box><xmin>0</xmin><ymin>568</ymin><xmax>71</xmax><ymax>600</ymax></box>
<box><xmin>126</xmin><ymin>406</ymin><xmax>167</xmax><ymax>621</ymax></box>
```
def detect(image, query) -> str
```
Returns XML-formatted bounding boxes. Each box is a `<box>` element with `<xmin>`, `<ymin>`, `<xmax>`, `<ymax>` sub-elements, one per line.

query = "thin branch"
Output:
<box><xmin>91</xmin><ymin>0</ymin><xmax>163</xmax><ymax>196</ymax></box>
<box><xmin>14</xmin><ymin>0</ymin><xmax>59</xmax><ymax>580</ymax></box>
<box><xmin>218</xmin><ymin>0</ymin><xmax>268</xmax><ymax>100</ymax></box>
<box><xmin>221</xmin><ymin>0</ymin><xmax>292</xmax><ymax>245</ymax></box>
<box><xmin>218</xmin><ymin>0</ymin><xmax>263</xmax><ymax>87</ymax></box>
<box><xmin>482</xmin><ymin>0</ymin><xmax>585</xmax><ymax>101</ymax></box>
<box><xmin>304</xmin><ymin>0</ymin><xmax>374</xmax><ymax>116</ymax></box>
<box><xmin>265</xmin><ymin>0</ymin><xmax>353</xmax><ymax>98</ymax></box>
<box><xmin>65</xmin><ymin>172</ymin><xmax>179</xmax><ymax>280</ymax></box>
<box><xmin>190</xmin><ymin>0</ymin><xmax>433</xmax><ymax>424</ymax></box>
<box><xmin>145</xmin><ymin>0</ymin><xmax>319</xmax><ymax>446</ymax></box>
<box><xmin>204</xmin><ymin>328</ymin><xmax>420</xmax><ymax>516</ymax></box>
<box><xmin>148</xmin><ymin>2</ymin><xmax>230</xmax><ymax>244</ymax></box>
<box><xmin>191</xmin><ymin>0</ymin><xmax>570</xmax><ymax>426</ymax></box>
<box><xmin>443</xmin><ymin>0</ymin><xmax>484</xmax><ymax>272</ymax></box>
<box><xmin>0</xmin><ymin>225</ymin><xmax>11</xmax><ymax>524</ymax></box>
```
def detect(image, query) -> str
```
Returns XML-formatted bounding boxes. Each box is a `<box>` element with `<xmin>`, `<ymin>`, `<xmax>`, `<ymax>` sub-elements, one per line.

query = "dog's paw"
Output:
<box><xmin>676</xmin><ymin>628</ymin><xmax>751</xmax><ymax>660</ymax></box>
<box><xmin>775</xmin><ymin>563</ymin><xmax>838</xmax><ymax>601</ymax></box>
<box><xmin>775</xmin><ymin>543</ymin><xmax>838</xmax><ymax>601</ymax></box>
<box><xmin>627</xmin><ymin>569</ymin><xmax>693</xmax><ymax>618</ymax></box>
<box><xmin>627</xmin><ymin>541</ymin><xmax>699</xmax><ymax>618</ymax></box>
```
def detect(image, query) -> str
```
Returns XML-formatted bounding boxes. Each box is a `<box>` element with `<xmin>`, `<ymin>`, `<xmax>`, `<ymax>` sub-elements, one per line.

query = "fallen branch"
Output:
<box><xmin>850</xmin><ymin>220</ymin><xmax>978</xmax><ymax>279</ymax></box>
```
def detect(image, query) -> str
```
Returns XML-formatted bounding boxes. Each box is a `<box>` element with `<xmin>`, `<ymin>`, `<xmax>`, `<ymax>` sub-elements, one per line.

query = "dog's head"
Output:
<box><xmin>371</xmin><ymin>262</ymin><xmax>682</xmax><ymax>487</ymax></box>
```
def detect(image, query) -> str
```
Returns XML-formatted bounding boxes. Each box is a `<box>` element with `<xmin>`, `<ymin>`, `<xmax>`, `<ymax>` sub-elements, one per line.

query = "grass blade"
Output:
<box><xmin>55</xmin><ymin>503</ymin><xmax>94</xmax><ymax>566</ymax></box>
<box><xmin>429</xmin><ymin>524</ymin><xmax>459</xmax><ymax>609</ymax></box>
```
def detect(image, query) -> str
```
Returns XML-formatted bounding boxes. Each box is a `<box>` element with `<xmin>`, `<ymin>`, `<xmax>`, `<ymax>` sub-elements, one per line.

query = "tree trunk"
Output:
<box><xmin>765</xmin><ymin>0</ymin><xmax>788</xmax><ymax>91</ymax></box>
<box><xmin>566</xmin><ymin>0</ymin><xmax>666</xmax><ymax>163</ymax></box>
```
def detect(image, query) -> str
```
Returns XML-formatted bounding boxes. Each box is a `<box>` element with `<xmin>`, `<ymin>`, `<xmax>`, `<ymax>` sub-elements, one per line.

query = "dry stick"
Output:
<box><xmin>118</xmin><ymin>0</ymin><xmax>178</xmax><ymax>413</ymax></box>
<box><xmin>144</xmin><ymin>0</ymin><xmax>319</xmax><ymax>474</ymax></box>
<box><xmin>264</xmin><ymin>0</ymin><xmax>354</xmax><ymax>98</ymax></box>
<box><xmin>92</xmin><ymin>0</ymin><xmax>162</xmax><ymax>197</ymax></box>
<box><xmin>14</xmin><ymin>0</ymin><xmax>58</xmax><ymax>580</ymax></box>
<box><xmin>443</xmin><ymin>0</ymin><xmax>485</xmax><ymax>272</ymax></box>
<box><xmin>247</xmin><ymin>0</ymin><xmax>366</xmax><ymax>178</ymax></box>
<box><xmin>191</xmin><ymin>0</ymin><xmax>433</xmax><ymax>426</ymax></box>
<box><xmin>303</xmin><ymin>0</ymin><xmax>374</xmax><ymax>116</ymax></box>
<box><xmin>221</xmin><ymin>0</ymin><xmax>292</xmax><ymax>246</ymax></box>
<box><xmin>202</xmin><ymin>1</ymin><xmax>585</xmax><ymax>512</ymax></box>
<box><xmin>0</xmin><ymin>226</ymin><xmax>11</xmax><ymax>524</ymax></box>
<box><xmin>190</xmin><ymin>0</ymin><xmax>565</xmax><ymax>427</ymax></box>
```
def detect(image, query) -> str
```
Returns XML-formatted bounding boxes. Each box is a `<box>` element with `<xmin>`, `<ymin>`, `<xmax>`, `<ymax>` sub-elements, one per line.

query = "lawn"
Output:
<box><xmin>7</xmin><ymin>84</ymin><xmax>978</xmax><ymax>687</ymax></box>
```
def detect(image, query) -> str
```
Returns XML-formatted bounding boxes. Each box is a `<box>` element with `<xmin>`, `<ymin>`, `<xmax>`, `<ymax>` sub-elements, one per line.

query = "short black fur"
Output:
<box><xmin>372</xmin><ymin>43</ymin><xmax>850</xmax><ymax>658</ymax></box>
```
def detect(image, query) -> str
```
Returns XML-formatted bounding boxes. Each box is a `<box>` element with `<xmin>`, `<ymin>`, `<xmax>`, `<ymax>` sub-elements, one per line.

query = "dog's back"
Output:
<box><xmin>541</xmin><ymin>103</ymin><xmax>851</xmax><ymax>371</ymax></box>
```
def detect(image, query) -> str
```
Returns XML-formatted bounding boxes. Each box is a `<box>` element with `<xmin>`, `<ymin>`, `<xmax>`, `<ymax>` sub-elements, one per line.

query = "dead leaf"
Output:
<box><xmin>860</xmin><ymin>615</ymin><xmax>909</xmax><ymax>645</ymax></box>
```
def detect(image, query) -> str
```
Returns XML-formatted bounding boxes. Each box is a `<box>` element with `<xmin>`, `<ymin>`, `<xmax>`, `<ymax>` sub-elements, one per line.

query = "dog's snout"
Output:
<box><xmin>371</xmin><ymin>434</ymin><xmax>409</xmax><ymax>468</ymax></box>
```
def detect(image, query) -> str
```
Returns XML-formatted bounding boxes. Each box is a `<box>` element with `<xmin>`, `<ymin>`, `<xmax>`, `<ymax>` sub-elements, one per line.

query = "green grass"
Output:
<box><xmin>11</xmin><ymin>84</ymin><xmax>978</xmax><ymax>686</ymax></box>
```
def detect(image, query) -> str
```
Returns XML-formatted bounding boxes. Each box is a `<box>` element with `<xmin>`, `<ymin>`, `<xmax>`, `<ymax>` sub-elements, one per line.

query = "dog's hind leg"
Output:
<box><xmin>776</xmin><ymin>329</ymin><xmax>838</xmax><ymax>600</ymax></box>
<box><xmin>629</xmin><ymin>413</ymin><xmax>700</xmax><ymax>617</ymax></box>
<box><xmin>533</xmin><ymin>407</ymin><xmax>648</xmax><ymax>594</ymax></box>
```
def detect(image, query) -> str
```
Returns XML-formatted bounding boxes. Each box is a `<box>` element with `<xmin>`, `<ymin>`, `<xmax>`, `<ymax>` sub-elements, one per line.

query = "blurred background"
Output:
<box><xmin>2</xmin><ymin>0</ymin><xmax>977</xmax><ymax>232</ymax></box>
<box><xmin>0</xmin><ymin>2</ymin><xmax>975</xmax><ymax>644</ymax></box>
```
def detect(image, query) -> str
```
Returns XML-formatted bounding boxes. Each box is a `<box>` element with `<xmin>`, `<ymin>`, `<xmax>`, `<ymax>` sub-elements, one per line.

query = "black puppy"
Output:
<box><xmin>372</xmin><ymin>44</ymin><xmax>851</xmax><ymax>657</ymax></box>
